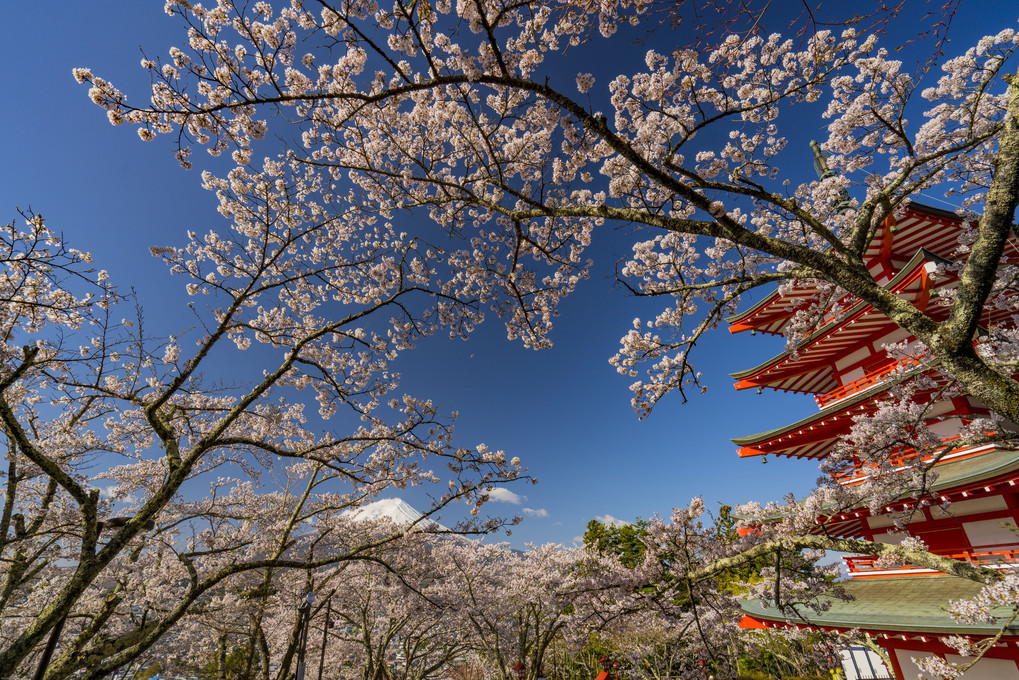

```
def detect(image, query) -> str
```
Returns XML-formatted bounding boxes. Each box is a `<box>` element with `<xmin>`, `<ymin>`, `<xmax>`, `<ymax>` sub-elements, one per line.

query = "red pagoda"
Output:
<box><xmin>730</xmin><ymin>202</ymin><xmax>1019</xmax><ymax>679</ymax></box>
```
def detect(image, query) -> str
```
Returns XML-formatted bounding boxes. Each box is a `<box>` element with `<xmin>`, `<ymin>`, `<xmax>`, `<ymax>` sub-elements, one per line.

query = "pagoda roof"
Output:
<box><xmin>923</xmin><ymin>447</ymin><xmax>1019</xmax><ymax>492</ymax></box>
<box><xmin>812</xmin><ymin>446</ymin><xmax>1019</xmax><ymax>537</ymax></box>
<box><xmin>729</xmin><ymin>363</ymin><xmax>970</xmax><ymax>460</ymax></box>
<box><xmin>741</xmin><ymin>574</ymin><xmax>1019</xmax><ymax>636</ymax></box>
<box><xmin>864</xmin><ymin>202</ymin><xmax>973</xmax><ymax>265</ymax></box>
<box><xmin>726</xmin><ymin>201</ymin><xmax>1019</xmax><ymax>337</ymax></box>
<box><xmin>726</xmin><ymin>279</ymin><xmax>832</xmax><ymax>337</ymax></box>
<box><xmin>731</xmin><ymin>249</ymin><xmax>946</xmax><ymax>394</ymax></box>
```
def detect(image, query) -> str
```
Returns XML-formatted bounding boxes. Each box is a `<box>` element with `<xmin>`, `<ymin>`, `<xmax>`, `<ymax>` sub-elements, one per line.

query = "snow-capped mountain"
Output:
<box><xmin>345</xmin><ymin>498</ymin><xmax>450</xmax><ymax>531</ymax></box>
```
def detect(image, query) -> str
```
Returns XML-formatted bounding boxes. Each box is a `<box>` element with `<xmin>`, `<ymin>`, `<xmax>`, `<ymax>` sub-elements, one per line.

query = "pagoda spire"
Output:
<box><xmin>810</xmin><ymin>140</ymin><xmax>852</xmax><ymax>213</ymax></box>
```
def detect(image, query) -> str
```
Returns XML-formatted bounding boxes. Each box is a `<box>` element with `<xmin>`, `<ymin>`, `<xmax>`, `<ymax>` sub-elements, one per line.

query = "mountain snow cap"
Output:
<box><xmin>345</xmin><ymin>498</ymin><xmax>449</xmax><ymax>531</ymax></box>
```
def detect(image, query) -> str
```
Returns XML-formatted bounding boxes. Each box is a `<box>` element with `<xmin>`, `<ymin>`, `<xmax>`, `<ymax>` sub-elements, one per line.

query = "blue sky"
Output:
<box><xmin>2</xmin><ymin>1</ymin><xmax>1015</xmax><ymax>547</ymax></box>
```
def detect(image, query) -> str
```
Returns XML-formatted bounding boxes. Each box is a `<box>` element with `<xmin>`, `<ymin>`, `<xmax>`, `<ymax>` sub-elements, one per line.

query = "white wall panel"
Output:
<box><xmin>946</xmin><ymin>654</ymin><xmax>1019</xmax><ymax>680</ymax></box>
<box><xmin>894</xmin><ymin>649</ymin><xmax>936</xmax><ymax>680</ymax></box>
<box><xmin>893</xmin><ymin>649</ymin><xmax>1019</xmax><ymax>679</ymax></box>
<box><xmin>929</xmin><ymin>496</ymin><xmax>1007</xmax><ymax>519</ymax></box>
<box><xmin>962</xmin><ymin>518</ymin><xmax>1019</xmax><ymax>549</ymax></box>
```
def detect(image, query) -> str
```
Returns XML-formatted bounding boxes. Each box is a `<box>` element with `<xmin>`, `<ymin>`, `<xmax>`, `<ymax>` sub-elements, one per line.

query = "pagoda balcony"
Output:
<box><xmin>843</xmin><ymin>549</ymin><xmax>1019</xmax><ymax>577</ymax></box>
<box><xmin>827</xmin><ymin>436</ymin><xmax>1005</xmax><ymax>486</ymax></box>
<box><xmin>734</xmin><ymin>379</ymin><xmax>984</xmax><ymax>463</ymax></box>
<box><xmin>828</xmin><ymin>445</ymin><xmax>937</xmax><ymax>484</ymax></box>
<box><xmin>815</xmin><ymin>356</ymin><xmax>921</xmax><ymax>409</ymax></box>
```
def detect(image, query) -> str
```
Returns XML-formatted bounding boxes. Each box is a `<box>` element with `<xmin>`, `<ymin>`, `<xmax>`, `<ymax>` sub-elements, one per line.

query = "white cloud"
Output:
<box><xmin>522</xmin><ymin>507</ymin><xmax>548</xmax><ymax>518</ymax></box>
<box><xmin>488</xmin><ymin>487</ymin><xmax>525</xmax><ymax>505</ymax></box>
<box><xmin>92</xmin><ymin>481</ymin><xmax>136</xmax><ymax>503</ymax></box>
<box><xmin>94</xmin><ymin>482</ymin><xmax>117</xmax><ymax>499</ymax></box>
<box><xmin>594</xmin><ymin>514</ymin><xmax>629</xmax><ymax>527</ymax></box>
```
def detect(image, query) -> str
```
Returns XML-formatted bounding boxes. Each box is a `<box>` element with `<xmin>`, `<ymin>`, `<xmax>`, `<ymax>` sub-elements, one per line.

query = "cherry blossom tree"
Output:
<box><xmin>157</xmin><ymin>532</ymin><xmax>630</xmax><ymax>680</ymax></box>
<box><xmin>76</xmin><ymin>0</ymin><xmax>1019</xmax><ymax>536</ymax></box>
<box><xmin>0</xmin><ymin>163</ymin><xmax>527</xmax><ymax>678</ymax></box>
<box><xmin>311</xmin><ymin>526</ymin><xmax>472</xmax><ymax>680</ymax></box>
<box><xmin>434</xmin><ymin>540</ymin><xmax>628</xmax><ymax>680</ymax></box>
<box><xmin>76</xmin><ymin>0</ymin><xmax>1019</xmax><ymax>420</ymax></box>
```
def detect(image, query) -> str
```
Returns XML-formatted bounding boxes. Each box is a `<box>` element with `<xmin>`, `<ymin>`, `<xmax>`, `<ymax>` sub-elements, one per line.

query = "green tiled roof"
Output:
<box><xmin>926</xmin><ymin>449</ymin><xmax>1019</xmax><ymax>493</ymax></box>
<box><xmin>742</xmin><ymin>448</ymin><xmax>1019</xmax><ymax>524</ymax></box>
<box><xmin>742</xmin><ymin>575</ymin><xmax>1019</xmax><ymax>635</ymax></box>
<box><xmin>729</xmin><ymin>363</ymin><xmax>931</xmax><ymax>447</ymax></box>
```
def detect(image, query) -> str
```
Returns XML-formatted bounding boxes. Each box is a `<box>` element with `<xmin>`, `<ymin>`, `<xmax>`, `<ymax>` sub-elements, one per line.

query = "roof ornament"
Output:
<box><xmin>810</xmin><ymin>140</ymin><xmax>853</xmax><ymax>214</ymax></box>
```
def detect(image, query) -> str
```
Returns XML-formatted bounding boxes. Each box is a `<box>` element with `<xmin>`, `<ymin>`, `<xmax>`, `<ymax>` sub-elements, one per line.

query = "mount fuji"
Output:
<box><xmin>345</xmin><ymin>498</ymin><xmax>450</xmax><ymax>532</ymax></box>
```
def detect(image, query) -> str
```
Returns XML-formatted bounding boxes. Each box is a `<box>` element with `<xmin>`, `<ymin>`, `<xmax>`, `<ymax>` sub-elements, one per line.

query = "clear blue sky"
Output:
<box><xmin>2</xmin><ymin>1</ymin><xmax>1015</xmax><ymax>547</ymax></box>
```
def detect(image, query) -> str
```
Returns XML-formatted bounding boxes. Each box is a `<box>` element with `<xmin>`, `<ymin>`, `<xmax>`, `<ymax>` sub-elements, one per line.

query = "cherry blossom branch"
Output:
<box><xmin>690</xmin><ymin>535</ymin><xmax>1002</xmax><ymax>585</ymax></box>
